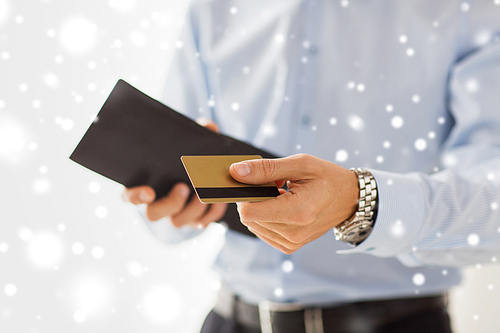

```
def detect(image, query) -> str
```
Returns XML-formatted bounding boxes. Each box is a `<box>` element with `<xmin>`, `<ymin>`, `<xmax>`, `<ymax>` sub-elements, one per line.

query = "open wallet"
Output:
<box><xmin>70</xmin><ymin>79</ymin><xmax>279</xmax><ymax>237</ymax></box>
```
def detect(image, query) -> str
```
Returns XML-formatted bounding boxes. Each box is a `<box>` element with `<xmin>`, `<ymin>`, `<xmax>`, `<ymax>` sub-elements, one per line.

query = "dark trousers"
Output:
<box><xmin>200</xmin><ymin>306</ymin><xmax>453</xmax><ymax>333</ymax></box>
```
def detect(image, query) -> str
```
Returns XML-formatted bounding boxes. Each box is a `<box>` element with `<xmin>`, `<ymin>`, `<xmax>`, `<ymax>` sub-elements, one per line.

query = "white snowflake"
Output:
<box><xmin>414</xmin><ymin>138</ymin><xmax>427</xmax><ymax>151</ymax></box>
<box><xmin>347</xmin><ymin>115</ymin><xmax>365</xmax><ymax>131</ymax></box>
<box><xmin>230</xmin><ymin>7</ymin><xmax>238</xmax><ymax>15</ymax></box>
<box><xmin>4</xmin><ymin>284</ymin><xmax>17</xmax><ymax>297</ymax></box>
<box><xmin>72</xmin><ymin>242</ymin><xmax>85</xmax><ymax>255</ymax></box>
<box><xmin>91</xmin><ymin>246</ymin><xmax>105</xmax><ymax>259</ymax></box>
<box><xmin>413</xmin><ymin>273</ymin><xmax>425</xmax><ymax>286</ymax></box>
<box><xmin>329</xmin><ymin>117</ymin><xmax>337</xmax><ymax>125</ymax></box>
<box><xmin>335</xmin><ymin>149</ymin><xmax>348</xmax><ymax>162</ymax></box>
<box><xmin>467</xmin><ymin>233</ymin><xmax>480</xmax><ymax>246</ymax></box>
<box><xmin>274</xmin><ymin>287</ymin><xmax>284</xmax><ymax>297</ymax></box>
<box><xmin>95</xmin><ymin>206</ymin><xmax>108</xmax><ymax>219</ymax></box>
<box><xmin>60</xmin><ymin>18</ymin><xmax>98</xmax><ymax>54</ymax></box>
<box><xmin>460</xmin><ymin>2</ymin><xmax>470</xmax><ymax>12</ymax></box>
<box><xmin>385</xmin><ymin>104</ymin><xmax>393</xmax><ymax>112</ymax></box>
<box><xmin>406</xmin><ymin>48</ymin><xmax>415</xmax><ymax>57</ymax></box>
<box><xmin>399</xmin><ymin>35</ymin><xmax>408</xmax><ymax>44</ymax></box>
<box><xmin>231</xmin><ymin>102</ymin><xmax>240</xmax><ymax>111</ymax></box>
<box><xmin>412</xmin><ymin>95</ymin><xmax>420</xmax><ymax>103</ymax></box>
<box><xmin>356</xmin><ymin>83</ymin><xmax>365</xmax><ymax>92</ymax></box>
<box><xmin>391</xmin><ymin>220</ymin><xmax>405</xmax><ymax>238</ymax></box>
<box><xmin>281</xmin><ymin>260</ymin><xmax>294</xmax><ymax>273</ymax></box>
<box><xmin>391</xmin><ymin>116</ymin><xmax>404</xmax><ymax>128</ymax></box>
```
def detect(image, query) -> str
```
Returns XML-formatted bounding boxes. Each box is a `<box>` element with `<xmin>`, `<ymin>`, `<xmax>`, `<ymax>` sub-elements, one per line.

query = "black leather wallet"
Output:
<box><xmin>70</xmin><ymin>79</ymin><xmax>278</xmax><ymax>237</ymax></box>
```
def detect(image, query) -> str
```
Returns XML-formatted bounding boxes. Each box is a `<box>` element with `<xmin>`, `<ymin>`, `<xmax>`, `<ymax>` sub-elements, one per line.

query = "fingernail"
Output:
<box><xmin>233</xmin><ymin>162</ymin><xmax>250</xmax><ymax>177</ymax></box>
<box><xmin>139</xmin><ymin>191</ymin><xmax>152</xmax><ymax>202</ymax></box>
<box><xmin>178</xmin><ymin>185</ymin><xmax>190</xmax><ymax>198</ymax></box>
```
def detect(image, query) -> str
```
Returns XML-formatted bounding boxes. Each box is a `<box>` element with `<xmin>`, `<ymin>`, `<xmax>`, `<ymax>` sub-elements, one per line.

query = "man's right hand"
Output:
<box><xmin>121</xmin><ymin>118</ymin><xmax>228</xmax><ymax>228</ymax></box>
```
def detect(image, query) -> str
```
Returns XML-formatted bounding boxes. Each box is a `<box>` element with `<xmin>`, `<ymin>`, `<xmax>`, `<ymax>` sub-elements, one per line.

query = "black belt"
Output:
<box><xmin>214</xmin><ymin>287</ymin><xmax>448</xmax><ymax>333</ymax></box>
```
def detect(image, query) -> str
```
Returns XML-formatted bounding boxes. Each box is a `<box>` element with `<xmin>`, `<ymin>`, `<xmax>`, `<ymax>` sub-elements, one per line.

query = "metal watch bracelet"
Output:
<box><xmin>333</xmin><ymin>168</ymin><xmax>378</xmax><ymax>246</ymax></box>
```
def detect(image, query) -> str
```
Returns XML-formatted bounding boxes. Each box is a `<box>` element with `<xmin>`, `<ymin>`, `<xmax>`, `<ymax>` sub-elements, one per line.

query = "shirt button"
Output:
<box><xmin>301</xmin><ymin>115</ymin><xmax>310</xmax><ymax>125</ymax></box>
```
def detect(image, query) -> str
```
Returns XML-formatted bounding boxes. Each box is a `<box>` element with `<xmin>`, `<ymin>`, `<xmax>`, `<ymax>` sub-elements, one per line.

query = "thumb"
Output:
<box><xmin>229</xmin><ymin>154</ymin><xmax>311</xmax><ymax>185</ymax></box>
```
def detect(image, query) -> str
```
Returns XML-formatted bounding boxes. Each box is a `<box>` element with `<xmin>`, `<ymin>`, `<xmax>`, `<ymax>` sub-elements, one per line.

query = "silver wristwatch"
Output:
<box><xmin>333</xmin><ymin>168</ymin><xmax>378</xmax><ymax>246</ymax></box>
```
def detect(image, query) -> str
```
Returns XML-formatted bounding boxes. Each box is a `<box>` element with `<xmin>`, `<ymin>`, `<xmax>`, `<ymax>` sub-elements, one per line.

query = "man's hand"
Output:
<box><xmin>121</xmin><ymin>118</ymin><xmax>228</xmax><ymax>228</ymax></box>
<box><xmin>229</xmin><ymin>154</ymin><xmax>359</xmax><ymax>254</ymax></box>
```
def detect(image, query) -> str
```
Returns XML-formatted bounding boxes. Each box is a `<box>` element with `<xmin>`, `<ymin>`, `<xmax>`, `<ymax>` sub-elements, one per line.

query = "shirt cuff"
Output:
<box><xmin>336</xmin><ymin>169</ymin><xmax>425</xmax><ymax>259</ymax></box>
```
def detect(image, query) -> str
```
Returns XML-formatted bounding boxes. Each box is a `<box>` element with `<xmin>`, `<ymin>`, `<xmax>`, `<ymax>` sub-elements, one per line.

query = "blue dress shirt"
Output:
<box><xmin>146</xmin><ymin>0</ymin><xmax>500</xmax><ymax>306</ymax></box>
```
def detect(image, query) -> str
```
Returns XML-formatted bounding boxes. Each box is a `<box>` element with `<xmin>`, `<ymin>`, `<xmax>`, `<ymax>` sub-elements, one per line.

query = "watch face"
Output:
<box><xmin>334</xmin><ymin>221</ymin><xmax>374</xmax><ymax>245</ymax></box>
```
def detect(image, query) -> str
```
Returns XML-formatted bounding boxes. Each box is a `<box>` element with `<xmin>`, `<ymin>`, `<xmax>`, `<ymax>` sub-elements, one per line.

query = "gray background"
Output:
<box><xmin>0</xmin><ymin>0</ymin><xmax>499</xmax><ymax>332</ymax></box>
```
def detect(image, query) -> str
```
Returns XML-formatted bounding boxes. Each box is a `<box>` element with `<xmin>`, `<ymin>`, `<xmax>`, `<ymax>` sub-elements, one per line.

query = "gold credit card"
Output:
<box><xmin>181</xmin><ymin>155</ymin><xmax>280</xmax><ymax>203</ymax></box>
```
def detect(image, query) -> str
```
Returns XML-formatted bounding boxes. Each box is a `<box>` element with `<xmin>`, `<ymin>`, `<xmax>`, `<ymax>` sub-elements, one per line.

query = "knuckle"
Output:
<box><xmin>260</xmin><ymin>159</ymin><xmax>276</xmax><ymax>179</ymax></box>
<box><xmin>145</xmin><ymin>209</ymin><xmax>160</xmax><ymax>222</ymax></box>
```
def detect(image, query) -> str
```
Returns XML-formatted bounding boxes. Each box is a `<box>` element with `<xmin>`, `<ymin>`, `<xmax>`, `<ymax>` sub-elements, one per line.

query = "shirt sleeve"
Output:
<box><xmin>338</xmin><ymin>39</ymin><xmax>500</xmax><ymax>267</ymax></box>
<box><xmin>143</xmin><ymin>2</ymin><xmax>216</xmax><ymax>244</ymax></box>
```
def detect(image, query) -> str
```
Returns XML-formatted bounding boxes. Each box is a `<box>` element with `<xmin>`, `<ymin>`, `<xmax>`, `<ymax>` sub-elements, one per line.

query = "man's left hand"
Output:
<box><xmin>229</xmin><ymin>154</ymin><xmax>359</xmax><ymax>254</ymax></box>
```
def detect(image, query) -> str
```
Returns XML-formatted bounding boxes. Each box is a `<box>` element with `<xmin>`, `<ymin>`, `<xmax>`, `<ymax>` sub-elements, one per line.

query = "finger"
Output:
<box><xmin>195</xmin><ymin>203</ymin><xmax>228</xmax><ymax>228</ymax></box>
<box><xmin>145</xmin><ymin>183</ymin><xmax>190</xmax><ymax>221</ymax></box>
<box><xmin>171</xmin><ymin>195</ymin><xmax>210</xmax><ymax>228</ymax></box>
<box><xmin>229</xmin><ymin>154</ymin><xmax>317</xmax><ymax>185</ymax></box>
<box><xmin>246</xmin><ymin>222</ymin><xmax>300</xmax><ymax>255</ymax></box>
<box><xmin>122</xmin><ymin>186</ymin><xmax>156</xmax><ymax>205</ymax></box>
<box><xmin>237</xmin><ymin>191</ymin><xmax>303</xmax><ymax>223</ymax></box>
<box><xmin>196</xmin><ymin>117</ymin><xmax>219</xmax><ymax>133</ymax></box>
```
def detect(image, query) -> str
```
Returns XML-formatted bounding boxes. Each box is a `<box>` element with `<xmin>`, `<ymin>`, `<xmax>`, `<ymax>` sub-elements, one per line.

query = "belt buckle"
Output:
<box><xmin>258</xmin><ymin>301</ymin><xmax>323</xmax><ymax>333</ymax></box>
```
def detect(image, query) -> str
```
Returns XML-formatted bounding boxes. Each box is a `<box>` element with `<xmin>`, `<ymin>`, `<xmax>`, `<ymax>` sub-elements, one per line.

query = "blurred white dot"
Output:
<box><xmin>1</xmin><ymin>51</ymin><xmax>9</xmax><ymax>60</ymax></box>
<box><xmin>487</xmin><ymin>173</ymin><xmax>495</xmax><ymax>181</ymax></box>
<box><xmin>465</xmin><ymin>79</ymin><xmax>479</xmax><ymax>93</ymax></box>
<box><xmin>28</xmin><ymin>142</ymin><xmax>37</xmax><ymax>150</ymax></box>
<box><xmin>391</xmin><ymin>220</ymin><xmax>405</xmax><ymax>238</ymax></box>
<box><xmin>87</xmin><ymin>61</ymin><xmax>96</xmax><ymax>69</ymax></box>
<box><xmin>406</xmin><ymin>48</ymin><xmax>415</xmax><ymax>56</ymax></box>
<box><xmin>19</xmin><ymin>83</ymin><xmax>28</xmax><ymax>92</ymax></box>
<box><xmin>230</xmin><ymin>6</ymin><xmax>238</xmax><ymax>14</ymax></box>
<box><xmin>111</xmin><ymin>39</ymin><xmax>122</xmax><ymax>48</ymax></box>
<box><xmin>383</xmin><ymin>141</ymin><xmax>391</xmax><ymax>149</ymax></box>
<box><xmin>296</xmin><ymin>144</ymin><xmax>301</xmax><ymax>150</ymax></box>
<box><xmin>340</xmin><ymin>0</ymin><xmax>349</xmax><ymax>7</ymax></box>
<box><xmin>468</xmin><ymin>233</ymin><xmax>480</xmax><ymax>246</ymax></box>
<box><xmin>27</xmin><ymin>232</ymin><xmax>63</xmax><ymax>268</ymax></box>
<box><xmin>413</xmin><ymin>273</ymin><xmax>425</xmax><ymax>286</ymax></box>
<box><xmin>0</xmin><ymin>243</ymin><xmax>8</xmax><ymax>253</ymax></box>
<box><xmin>460</xmin><ymin>2</ymin><xmax>470</xmax><ymax>12</ymax></box>
<box><xmin>391</xmin><ymin>116</ymin><xmax>404</xmax><ymax>128</ymax></box>
<box><xmin>57</xmin><ymin>223</ymin><xmax>66</xmax><ymax>232</ymax></box>
<box><xmin>443</xmin><ymin>153</ymin><xmax>457</xmax><ymax>167</ymax></box>
<box><xmin>47</xmin><ymin>29</ymin><xmax>55</xmax><ymax>37</ymax></box>
<box><xmin>488</xmin><ymin>284</ymin><xmax>494</xmax><ymax>290</ymax></box>
<box><xmin>127</xmin><ymin>261</ymin><xmax>144</xmax><ymax>277</ymax></box>
<box><xmin>329</xmin><ymin>117</ymin><xmax>337</xmax><ymax>125</ymax></box>
<box><xmin>428</xmin><ymin>131</ymin><xmax>436</xmax><ymax>139</ymax></box>
<box><xmin>142</xmin><ymin>286</ymin><xmax>182</xmax><ymax>323</ymax></box>
<box><xmin>60</xmin><ymin>18</ymin><xmax>98</xmax><ymax>54</ymax></box>
<box><xmin>55</xmin><ymin>55</ymin><xmax>63</xmax><ymax>63</ymax></box>
<box><xmin>61</xmin><ymin>118</ymin><xmax>74</xmax><ymax>131</ymax></box>
<box><xmin>231</xmin><ymin>102</ymin><xmax>240</xmax><ymax>111</ymax></box>
<box><xmin>4</xmin><ymin>284</ymin><xmax>17</xmax><ymax>297</ymax></box>
<box><xmin>335</xmin><ymin>149</ymin><xmax>348</xmax><ymax>162</ymax></box>
<box><xmin>376</xmin><ymin>155</ymin><xmax>384</xmax><ymax>163</ymax></box>
<box><xmin>442</xmin><ymin>269</ymin><xmax>448</xmax><ymax>275</ymax></box>
<box><xmin>43</xmin><ymin>72</ymin><xmax>60</xmax><ymax>88</ymax></box>
<box><xmin>412</xmin><ymin>95</ymin><xmax>420</xmax><ymax>103</ymax></box>
<box><xmin>262</xmin><ymin>123</ymin><xmax>277</xmax><ymax>137</ymax></box>
<box><xmin>88</xmin><ymin>83</ymin><xmax>96</xmax><ymax>91</ymax></box>
<box><xmin>95</xmin><ymin>206</ymin><xmax>108</xmax><ymax>219</ymax></box>
<box><xmin>0</xmin><ymin>0</ymin><xmax>10</xmax><ymax>26</ymax></box>
<box><xmin>15</xmin><ymin>15</ymin><xmax>23</xmax><ymax>24</ymax></box>
<box><xmin>73</xmin><ymin>310</ymin><xmax>87</xmax><ymax>323</ymax></box>
<box><xmin>301</xmin><ymin>56</ymin><xmax>308</xmax><ymax>63</ymax></box>
<box><xmin>33</xmin><ymin>178</ymin><xmax>51</xmax><ymax>194</ymax></box>
<box><xmin>72</xmin><ymin>242</ymin><xmax>84</xmax><ymax>255</ymax></box>
<box><xmin>281</xmin><ymin>260</ymin><xmax>294</xmax><ymax>273</ymax></box>
<box><xmin>108</xmin><ymin>0</ymin><xmax>136</xmax><ymax>12</ymax></box>
<box><xmin>91</xmin><ymin>246</ymin><xmax>104</xmax><ymax>259</ymax></box>
<box><xmin>242</xmin><ymin>66</ymin><xmax>250</xmax><ymax>74</ymax></box>
<box><xmin>88</xmin><ymin>181</ymin><xmax>101</xmax><ymax>193</ymax></box>
<box><xmin>496</xmin><ymin>0</ymin><xmax>500</xmax><ymax>5</ymax></box>
<box><xmin>385</xmin><ymin>104</ymin><xmax>393</xmax><ymax>112</ymax></box>
<box><xmin>140</xmin><ymin>19</ymin><xmax>149</xmax><ymax>28</ymax></box>
<box><xmin>175</xmin><ymin>40</ymin><xmax>183</xmax><ymax>49</ymax></box>
<box><xmin>211</xmin><ymin>280</ymin><xmax>221</xmax><ymax>291</ymax></box>
<box><xmin>356</xmin><ymin>83</ymin><xmax>365</xmax><ymax>92</ymax></box>
<box><xmin>311</xmin><ymin>125</ymin><xmax>317</xmax><ymax>131</ymax></box>
<box><xmin>493</xmin><ymin>256</ymin><xmax>498</xmax><ymax>262</ymax></box>
<box><xmin>347</xmin><ymin>115</ymin><xmax>365</xmax><ymax>131</ymax></box>
<box><xmin>347</xmin><ymin>81</ymin><xmax>355</xmax><ymax>89</ymax></box>
<box><xmin>399</xmin><ymin>35</ymin><xmax>408</xmax><ymax>43</ymax></box>
<box><xmin>207</xmin><ymin>99</ymin><xmax>215</xmax><ymax>107</ymax></box>
<box><xmin>473</xmin><ymin>314</ymin><xmax>479</xmax><ymax>321</ymax></box>
<box><xmin>32</xmin><ymin>100</ymin><xmax>41</xmax><ymax>108</ymax></box>
<box><xmin>74</xmin><ymin>95</ymin><xmax>83</xmax><ymax>103</ymax></box>
<box><xmin>414</xmin><ymin>139</ymin><xmax>427</xmax><ymax>151</ymax></box>
<box><xmin>275</xmin><ymin>34</ymin><xmax>284</xmax><ymax>43</ymax></box>
<box><xmin>274</xmin><ymin>288</ymin><xmax>284</xmax><ymax>297</ymax></box>
<box><xmin>18</xmin><ymin>227</ymin><xmax>33</xmax><ymax>242</ymax></box>
<box><xmin>438</xmin><ymin>117</ymin><xmax>445</xmax><ymax>124</ymax></box>
<box><xmin>0</xmin><ymin>100</ymin><xmax>4</xmax><ymax>108</ymax></box>
<box><xmin>302</xmin><ymin>40</ymin><xmax>311</xmax><ymax>49</ymax></box>
<box><xmin>0</xmin><ymin>116</ymin><xmax>28</xmax><ymax>161</ymax></box>
<box><xmin>130</xmin><ymin>31</ymin><xmax>145</xmax><ymax>46</ymax></box>
<box><xmin>491</xmin><ymin>202</ymin><xmax>498</xmax><ymax>210</ymax></box>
